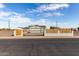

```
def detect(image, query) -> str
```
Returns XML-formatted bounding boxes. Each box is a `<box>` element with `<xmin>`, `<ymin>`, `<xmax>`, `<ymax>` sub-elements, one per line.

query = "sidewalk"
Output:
<box><xmin>0</xmin><ymin>36</ymin><xmax>79</xmax><ymax>39</ymax></box>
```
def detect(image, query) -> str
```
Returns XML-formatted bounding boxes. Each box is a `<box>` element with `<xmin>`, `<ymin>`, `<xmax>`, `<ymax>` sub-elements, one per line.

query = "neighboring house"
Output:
<box><xmin>29</xmin><ymin>25</ymin><xmax>45</xmax><ymax>33</ymax></box>
<box><xmin>23</xmin><ymin>25</ymin><xmax>46</xmax><ymax>36</ymax></box>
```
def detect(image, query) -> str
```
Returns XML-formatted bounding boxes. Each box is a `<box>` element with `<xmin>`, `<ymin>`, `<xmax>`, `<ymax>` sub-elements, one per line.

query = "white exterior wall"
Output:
<box><xmin>29</xmin><ymin>27</ymin><xmax>44</xmax><ymax>33</ymax></box>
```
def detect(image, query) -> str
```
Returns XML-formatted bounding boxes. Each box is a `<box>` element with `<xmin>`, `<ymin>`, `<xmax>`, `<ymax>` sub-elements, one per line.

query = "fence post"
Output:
<box><xmin>72</xmin><ymin>30</ymin><xmax>74</xmax><ymax>36</ymax></box>
<box><xmin>58</xmin><ymin>30</ymin><xmax>60</xmax><ymax>36</ymax></box>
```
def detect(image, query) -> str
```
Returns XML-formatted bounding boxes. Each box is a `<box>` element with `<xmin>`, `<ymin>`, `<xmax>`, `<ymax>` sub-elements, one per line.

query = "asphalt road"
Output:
<box><xmin>0</xmin><ymin>38</ymin><xmax>79</xmax><ymax>56</ymax></box>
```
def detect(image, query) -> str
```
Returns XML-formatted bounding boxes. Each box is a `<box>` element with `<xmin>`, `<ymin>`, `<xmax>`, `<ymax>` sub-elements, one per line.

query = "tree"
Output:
<box><xmin>50</xmin><ymin>26</ymin><xmax>60</xmax><ymax>29</ymax></box>
<box><xmin>77</xmin><ymin>27</ymin><xmax>79</xmax><ymax>31</ymax></box>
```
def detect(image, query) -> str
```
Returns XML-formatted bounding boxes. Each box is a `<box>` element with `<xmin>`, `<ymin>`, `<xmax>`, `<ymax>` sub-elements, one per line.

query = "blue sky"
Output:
<box><xmin>0</xmin><ymin>3</ymin><xmax>79</xmax><ymax>28</ymax></box>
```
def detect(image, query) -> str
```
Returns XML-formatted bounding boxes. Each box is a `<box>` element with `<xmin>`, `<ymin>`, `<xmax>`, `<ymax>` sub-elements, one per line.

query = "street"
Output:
<box><xmin>0</xmin><ymin>38</ymin><xmax>79</xmax><ymax>56</ymax></box>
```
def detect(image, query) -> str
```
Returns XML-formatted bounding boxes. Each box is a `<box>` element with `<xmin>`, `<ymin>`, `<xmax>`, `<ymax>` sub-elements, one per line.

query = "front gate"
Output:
<box><xmin>14</xmin><ymin>28</ymin><xmax>23</xmax><ymax>37</ymax></box>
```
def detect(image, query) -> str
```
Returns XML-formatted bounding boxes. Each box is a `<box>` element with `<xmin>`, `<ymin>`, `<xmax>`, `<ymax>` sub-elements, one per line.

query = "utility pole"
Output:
<box><xmin>56</xmin><ymin>21</ymin><xmax>58</xmax><ymax>28</ymax></box>
<box><xmin>8</xmin><ymin>20</ymin><xmax>10</xmax><ymax>29</ymax></box>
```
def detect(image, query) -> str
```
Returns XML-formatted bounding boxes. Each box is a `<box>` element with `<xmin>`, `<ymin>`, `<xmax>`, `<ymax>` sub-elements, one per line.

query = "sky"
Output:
<box><xmin>0</xmin><ymin>3</ymin><xmax>79</xmax><ymax>28</ymax></box>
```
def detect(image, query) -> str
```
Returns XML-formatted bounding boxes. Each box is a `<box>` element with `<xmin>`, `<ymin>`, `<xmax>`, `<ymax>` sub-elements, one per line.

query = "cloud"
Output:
<box><xmin>52</xmin><ymin>12</ymin><xmax>64</xmax><ymax>16</ymax></box>
<box><xmin>45</xmin><ymin>12</ymin><xmax>64</xmax><ymax>17</ymax></box>
<box><xmin>0</xmin><ymin>10</ymin><xmax>74</xmax><ymax>28</ymax></box>
<box><xmin>32</xmin><ymin>19</ymin><xmax>47</xmax><ymax>25</ymax></box>
<box><xmin>0</xmin><ymin>11</ymin><xmax>33</xmax><ymax>28</ymax></box>
<box><xmin>9</xmin><ymin>13</ymin><xmax>49</xmax><ymax>26</ymax></box>
<box><xmin>0</xmin><ymin>11</ymin><xmax>24</xmax><ymax>18</ymax></box>
<box><xmin>0</xmin><ymin>11</ymin><xmax>11</xmax><ymax>17</ymax></box>
<box><xmin>9</xmin><ymin>15</ymin><xmax>32</xmax><ymax>24</ymax></box>
<box><xmin>0</xmin><ymin>11</ymin><xmax>30</xmax><ymax>23</ymax></box>
<box><xmin>0</xmin><ymin>11</ymin><xmax>24</xmax><ymax>23</ymax></box>
<box><xmin>37</xmin><ymin>12</ymin><xmax>64</xmax><ymax>17</ymax></box>
<box><xmin>27</xmin><ymin>3</ymin><xmax>69</xmax><ymax>13</ymax></box>
<box><xmin>9</xmin><ymin>15</ymin><xmax>48</xmax><ymax>26</ymax></box>
<box><xmin>0</xmin><ymin>3</ymin><xmax>5</xmax><ymax>8</ymax></box>
<box><xmin>26</xmin><ymin>3</ymin><xmax>68</xmax><ymax>19</ymax></box>
<box><xmin>37</xmin><ymin>4</ymin><xmax>69</xmax><ymax>12</ymax></box>
<box><xmin>0</xmin><ymin>11</ymin><xmax>63</xmax><ymax>27</ymax></box>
